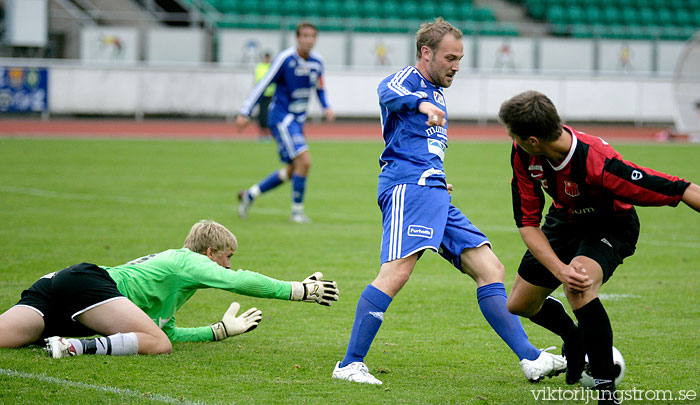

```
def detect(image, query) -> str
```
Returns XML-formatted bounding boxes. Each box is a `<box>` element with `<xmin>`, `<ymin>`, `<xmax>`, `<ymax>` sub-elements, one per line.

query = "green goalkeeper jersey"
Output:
<box><xmin>102</xmin><ymin>248</ymin><xmax>292</xmax><ymax>342</ymax></box>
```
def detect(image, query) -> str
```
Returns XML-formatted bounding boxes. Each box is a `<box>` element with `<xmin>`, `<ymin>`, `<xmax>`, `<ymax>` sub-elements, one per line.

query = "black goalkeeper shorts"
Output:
<box><xmin>518</xmin><ymin>208</ymin><xmax>640</xmax><ymax>290</ymax></box>
<box><xmin>15</xmin><ymin>262</ymin><xmax>125</xmax><ymax>340</ymax></box>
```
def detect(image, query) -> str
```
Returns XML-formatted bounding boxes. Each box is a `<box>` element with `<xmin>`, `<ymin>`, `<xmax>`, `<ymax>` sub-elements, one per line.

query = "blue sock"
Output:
<box><xmin>476</xmin><ymin>282</ymin><xmax>540</xmax><ymax>361</ymax></box>
<box><xmin>340</xmin><ymin>284</ymin><xmax>392</xmax><ymax>367</ymax></box>
<box><xmin>291</xmin><ymin>174</ymin><xmax>306</xmax><ymax>204</ymax></box>
<box><xmin>258</xmin><ymin>170</ymin><xmax>284</xmax><ymax>194</ymax></box>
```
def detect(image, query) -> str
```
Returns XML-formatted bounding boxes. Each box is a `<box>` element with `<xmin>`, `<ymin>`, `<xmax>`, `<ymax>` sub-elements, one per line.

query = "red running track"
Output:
<box><xmin>0</xmin><ymin>118</ymin><xmax>671</xmax><ymax>142</ymax></box>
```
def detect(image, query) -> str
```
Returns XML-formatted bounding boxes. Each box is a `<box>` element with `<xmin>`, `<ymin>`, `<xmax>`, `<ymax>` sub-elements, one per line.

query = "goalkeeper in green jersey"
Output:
<box><xmin>0</xmin><ymin>220</ymin><xmax>339</xmax><ymax>358</ymax></box>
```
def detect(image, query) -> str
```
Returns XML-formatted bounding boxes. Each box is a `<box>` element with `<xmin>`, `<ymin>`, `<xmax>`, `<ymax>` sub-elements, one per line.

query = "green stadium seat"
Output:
<box><xmin>280</xmin><ymin>0</ymin><xmax>301</xmax><ymax>16</ymax></box>
<box><xmin>621</xmin><ymin>8</ymin><xmax>639</xmax><ymax>26</ymax></box>
<box><xmin>583</xmin><ymin>7</ymin><xmax>602</xmax><ymax>25</ymax></box>
<box><xmin>422</xmin><ymin>2</ymin><xmax>440</xmax><ymax>20</ymax></box>
<box><xmin>657</xmin><ymin>8</ymin><xmax>673</xmax><ymax>26</ymax></box>
<box><xmin>340</xmin><ymin>0</ymin><xmax>360</xmax><ymax>17</ymax></box>
<box><xmin>399</xmin><ymin>2</ymin><xmax>420</xmax><ymax>20</ymax></box>
<box><xmin>638</xmin><ymin>8</ymin><xmax>655</xmax><ymax>26</ymax></box>
<box><xmin>455</xmin><ymin>4</ymin><xmax>475</xmax><ymax>21</ymax></box>
<box><xmin>602</xmin><ymin>7</ymin><xmax>621</xmax><ymax>25</ymax></box>
<box><xmin>674</xmin><ymin>9</ymin><xmax>693</xmax><ymax>27</ymax></box>
<box><xmin>474</xmin><ymin>7</ymin><xmax>496</xmax><ymax>22</ymax></box>
<box><xmin>546</xmin><ymin>6</ymin><xmax>566</xmax><ymax>23</ymax></box>
<box><xmin>320</xmin><ymin>0</ymin><xmax>343</xmax><ymax>17</ymax></box>
<box><xmin>571</xmin><ymin>24</ymin><xmax>594</xmax><ymax>38</ymax></box>
<box><xmin>567</xmin><ymin>6</ymin><xmax>584</xmax><ymax>25</ymax></box>
<box><xmin>378</xmin><ymin>0</ymin><xmax>400</xmax><ymax>19</ymax></box>
<box><xmin>358</xmin><ymin>0</ymin><xmax>381</xmax><ymax>18</ymax></box>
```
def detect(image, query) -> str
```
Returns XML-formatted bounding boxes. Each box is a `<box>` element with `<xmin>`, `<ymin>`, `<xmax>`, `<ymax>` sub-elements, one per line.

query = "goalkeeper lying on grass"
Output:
<box><xmin>0</xmin><ymin>220</ymin><xmax>339</xmax><ymax>358</ymax></box>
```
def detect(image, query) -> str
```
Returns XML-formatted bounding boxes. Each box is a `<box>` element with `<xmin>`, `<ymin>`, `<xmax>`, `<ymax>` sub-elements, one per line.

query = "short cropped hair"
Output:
<box><xmin>415</xmin><ymin>18</ymin><xmax>462</xmax><ymax>59</ymax></box>
<box><xmin>498</xmin><ymin>90</ymin><xmax>563</xmax><ymax>142</ymax></box>
<box><xmin>296</xmin><ymin>22</ymin><xmax>317</xmax><ymax>37</ymax></box>
<box><xmin>183</xmin><ymin>220</ymin><xmax>238</xmax><ymax>254</ymax></box>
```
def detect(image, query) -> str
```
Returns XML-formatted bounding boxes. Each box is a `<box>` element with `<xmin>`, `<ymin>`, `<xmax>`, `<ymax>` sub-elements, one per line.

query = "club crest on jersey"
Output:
<box><xmin>433</xmin><ymin>91</ymin><xmax>445</xmax><ymax>106</ymax></box>
<box><xmin>408</xmin><ymin>225</ymin><xmax>433</xmax><ymax>238</ymax></box>
<box><xmin>564</xmin><ymin>180</ymin><xmax>580</xmax><ymax>197</ymax></box>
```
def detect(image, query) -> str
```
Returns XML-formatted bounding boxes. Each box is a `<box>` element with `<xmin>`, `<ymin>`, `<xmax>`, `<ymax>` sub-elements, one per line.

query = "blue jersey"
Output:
<box><xmin>239</xmin><ymin>47</ymin><xmax>330</xmax><ymax>126</ymax></box>
<box><xmin>377</xmin><ymin>66</ymin><xmax>449</xmax><ymax>195</ymax></box>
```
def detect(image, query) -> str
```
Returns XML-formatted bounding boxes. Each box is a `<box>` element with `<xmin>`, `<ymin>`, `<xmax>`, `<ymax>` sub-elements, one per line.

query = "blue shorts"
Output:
<box><xmin>379</xmin><ymin>184</ymin><xmax>490</xmax><ymax>270</ymax></box>
<box><xmin>271</xmin><ymin>113</ymin><xmax>307</xmax><ymax>163</ymax></box>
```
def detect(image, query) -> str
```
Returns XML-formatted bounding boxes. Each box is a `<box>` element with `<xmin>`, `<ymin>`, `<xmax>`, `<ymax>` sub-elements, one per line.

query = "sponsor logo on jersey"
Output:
<box><xmin>427</xmin><ymin>138</ymin><xmax>446</xmax><ymax>160</ymax></box>
<box><xmin>631</xmin><ymin>170</ymin><xmax>643</xmax><ymax>181</ymax></box>
<box><xmin>420</xmin><ymin>79</ymin><xmax>427</xmax><ymax>88</ymax></box>
<box><xmin>408</xmin><ymin>225</ymin><xmax>434</xmax><ymax>238</ymax></box>
<box><xmin>564</xmin><ymin>180</ymin><xmax>580</xmax><ymax>197</ymax></box>
<box><xmin>433</xmin><ymin>91</ymin><xmax>445</xmax><ymax>106</ymax></box>
<box><xmin>570</xmin><ymin>206</ymin><xmax>595</xmax><ymax>215</ymax></box>
<box><xmin>601</xmin><ymin>238</ymin><xmax>612</xmax><ymax>247</ymax></box>
<box><xmin>529</xmin><ymin>164</ymin><xmax>544</xmax><ymax>178</ymax></box>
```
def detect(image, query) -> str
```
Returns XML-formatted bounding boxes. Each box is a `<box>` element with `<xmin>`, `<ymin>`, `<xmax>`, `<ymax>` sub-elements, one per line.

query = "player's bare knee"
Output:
<box><xmin>153</xmin><ymin>337</ymin><xmax>172</xmax><ymax>355</ymax></box>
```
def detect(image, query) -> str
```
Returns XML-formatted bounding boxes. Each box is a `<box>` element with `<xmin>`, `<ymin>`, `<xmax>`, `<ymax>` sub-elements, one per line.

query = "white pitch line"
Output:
<box><xmin>0</xmin><ymin>368</ymin><xmax>200</xmax><ymax>404</ymax></box>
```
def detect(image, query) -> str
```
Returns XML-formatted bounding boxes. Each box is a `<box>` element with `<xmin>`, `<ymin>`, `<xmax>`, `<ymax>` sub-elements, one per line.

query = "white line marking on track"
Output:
<box><xmin>0</xmin><ymin>368</ymin><xmax>200</xmax><ymax>404</ymax></box>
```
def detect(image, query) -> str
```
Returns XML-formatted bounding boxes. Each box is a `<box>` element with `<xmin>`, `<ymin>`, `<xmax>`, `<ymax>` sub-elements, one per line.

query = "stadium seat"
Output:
<box><xmin>340</xmin><ymin>0</ymin><xmax>360</xmax><ymax>17</ymax></box>
<box><xmin>674</xmin><ymin>9</ymin><xmax>693</xmax><ymax>27</ymax></box>
<box><xmin>546</xmin><ymin>6</ymin><xmax>566</xmax><ymax>24</ymax></box>
<box><xmin>320</xmin><ymin>0</ymin><xmax>343</xmax><ymax>17</ymax></box>
<box><xmin>378</xmin><ymin>0</ymin><xmax>400</xmax><ymax>19</ymax></box>
<box><xmin>621</xmin><ymin>8</ymin><xmax>639</xmax><ymax>26</ymax></box>
<box><xmin>602</xmin><ymin>7</ymin><xmax>622</xmax><ymax>25</ymax></box>
<box><xmin>358</xmin><ymin>0</ymin><xmax>381</xmax><ymax>19</ymax></box>
<box><xmin>583</xmin><ymin>7</ymin><xmax>602</xmax><ymax>25</ymax></box>
<box><xmin>657</xmin><ymin>8</ymin><xmax>674</xmax><ymax>26</ymax></box>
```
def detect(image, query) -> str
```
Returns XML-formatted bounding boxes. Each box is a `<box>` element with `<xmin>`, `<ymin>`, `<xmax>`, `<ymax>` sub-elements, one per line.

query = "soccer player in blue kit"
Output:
<box><xmin>235</xmin><ymin>22</ymin><xmax>335</xmax><ymax>224</ymax></box>
<box><xmin>331</xmin><ymin>18</ymin><xmax>565</xmax><ymax>385</ymax></box>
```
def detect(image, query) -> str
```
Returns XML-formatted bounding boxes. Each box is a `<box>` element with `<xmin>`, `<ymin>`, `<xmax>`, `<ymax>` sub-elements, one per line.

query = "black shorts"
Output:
<box><xmin>257</xmin><ymin>96</ymin><xmax>271</xmax><ymax>129</ymax></box>
<box><xmin>15</xmin><ymin>262</ymin><xmax>125</xmax><ymax>340</ymax></box>
<box><xmin>518</xmin><ymin>208</ymin><xmax>640</xmax><ymax>290</ymax></box>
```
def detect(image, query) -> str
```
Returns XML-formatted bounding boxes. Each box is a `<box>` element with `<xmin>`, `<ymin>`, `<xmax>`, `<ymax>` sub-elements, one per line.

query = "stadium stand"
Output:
<box><xmin>522</xmin><ymin>0</ymin><xmax>699</xmax><ymax>40</ymax></box>
<box><xmin>176</xmin><ymin>0</ymin><xmax>698</xmax><ymax>40</ymax></box>
<box><xmin>181</xmin><ymin>0</ymin><xmax>522</xmax><ymax>36</ymax></box>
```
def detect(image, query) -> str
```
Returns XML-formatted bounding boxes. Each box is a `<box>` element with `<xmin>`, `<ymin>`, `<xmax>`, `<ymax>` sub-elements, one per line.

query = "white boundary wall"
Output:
<box><xmin>41</xmin><ymin>62</ymin><xmax>674</xmax><ymax>123</ymax></box>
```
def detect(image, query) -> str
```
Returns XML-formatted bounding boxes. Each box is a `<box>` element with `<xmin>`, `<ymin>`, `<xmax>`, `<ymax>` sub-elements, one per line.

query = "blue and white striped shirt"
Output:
<box><xmin>377</xmin><ymin>66</ymin><xmax>449</xmax><ymax>194</ymax></box>
<box><xmin>239</xmin><ymin>47</ymin><xmax>330</xmax><ymax>125</ymax></box>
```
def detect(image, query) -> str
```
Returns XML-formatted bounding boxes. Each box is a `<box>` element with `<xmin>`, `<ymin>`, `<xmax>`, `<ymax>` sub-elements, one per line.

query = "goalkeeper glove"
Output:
<box><xmin>210</xmin><ymin>302</ymin><xmax>262</xmax><ymax>341</ymax></box>
<box><xmin>290</xmin><ymin>272</ymin><xmax>339</xmax><ymax>306</ymax></box>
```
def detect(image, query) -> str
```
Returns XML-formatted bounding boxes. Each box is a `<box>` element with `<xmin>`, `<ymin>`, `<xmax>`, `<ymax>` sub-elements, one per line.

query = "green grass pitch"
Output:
<box><xmin>0</xmin><ymin>136</ymin><xmax>698</xmax><ymax>403</ymax></box>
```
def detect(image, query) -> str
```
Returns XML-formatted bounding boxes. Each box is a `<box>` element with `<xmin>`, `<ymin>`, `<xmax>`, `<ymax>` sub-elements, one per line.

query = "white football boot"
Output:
<box><xmin>237</xmin><ymin>190</ymin><xmax>253</xmax><ymax>219</ymax></box>
<box><xmin>520</xmin><ymin>346</ymin><xmax>567</xmax><ymax>382</ymax></box>
<box><xmin>290</xmin><ymin>210</ymin><xmax>312</xmax><ymax>224</ymax></box>
<box><xmin>332</xmin><ymin>361</ymin><xmax>383</xmax><ymax>385</ymax></box>
<box><xmin>45</xmin><ymin>336</ymin><xmax>77</xmax><ymax>359</ymax></box>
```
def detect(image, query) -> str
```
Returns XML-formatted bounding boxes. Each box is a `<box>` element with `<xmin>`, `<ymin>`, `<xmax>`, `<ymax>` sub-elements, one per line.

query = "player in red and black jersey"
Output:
<box><xmin>498</xmin><ymin>90</ymin><xmax>700</xmax><ymax>404</ymax></box>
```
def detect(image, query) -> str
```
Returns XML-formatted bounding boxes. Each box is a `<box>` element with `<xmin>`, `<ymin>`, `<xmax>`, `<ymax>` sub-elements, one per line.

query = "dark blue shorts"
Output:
<box><xmin>378</xmin><ymin>184</ymin><xmax>490</xmax><ymax>271</ymax></box>
<box><xmin>15</xmin><ymin>262</ymin><xmax>125</xmax><ymax>340</ymax></box>
<box><xmin>271</xmin><ymin>114</ymin><xmax>307</xmax><ymax>163</ymax></box>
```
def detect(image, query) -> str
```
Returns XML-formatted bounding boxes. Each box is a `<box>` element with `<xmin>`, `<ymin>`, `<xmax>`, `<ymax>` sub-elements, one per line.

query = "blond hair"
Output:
<box><xmin>183</xmin><ymin>220</ymin><xmax>238</xmax><ymax>254</ymax></box>
<box><xmin>415</xmin><ymin>17</ymin><xmax>462</xmax><ymax>59</ymax></box>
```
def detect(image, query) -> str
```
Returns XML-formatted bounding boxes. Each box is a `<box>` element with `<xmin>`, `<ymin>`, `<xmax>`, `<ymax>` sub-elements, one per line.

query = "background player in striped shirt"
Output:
<box><xmin>499</xmin><ymin>90</ymin><xmax>700</xmax><ymax>404</ymax></box>
<box><xmin>235</xmin><ymin>22</ymin><xmax>335</xmax><ymax>224</ymax></box>
<box><xmin>331</xmin><ymin>19</ymin><xmax>566</xmax><ymax>385</ymax></box>
<box><xmin>0</xmin><ymin>220</ymin><xmax>338</xmax><ymax>358</ymax></box>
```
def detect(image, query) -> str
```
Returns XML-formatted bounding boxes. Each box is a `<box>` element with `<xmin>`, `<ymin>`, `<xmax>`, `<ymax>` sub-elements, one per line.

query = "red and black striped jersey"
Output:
<box><xmin>511</xmin><ymin>126</ymin><xmax>691</xmax><ymax>227</ymax></box>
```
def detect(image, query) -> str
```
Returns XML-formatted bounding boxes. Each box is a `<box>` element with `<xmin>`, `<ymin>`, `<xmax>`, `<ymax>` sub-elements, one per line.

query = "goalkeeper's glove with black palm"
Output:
<box><xmin>290</xmin><ymin>272</ymin><xmax>339</xmax><ymax>306</ymax></box>
<box><xmin>210</xmin><ymin>302</ymin><xmax>262</xmax><ymax>341</ymax></box>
